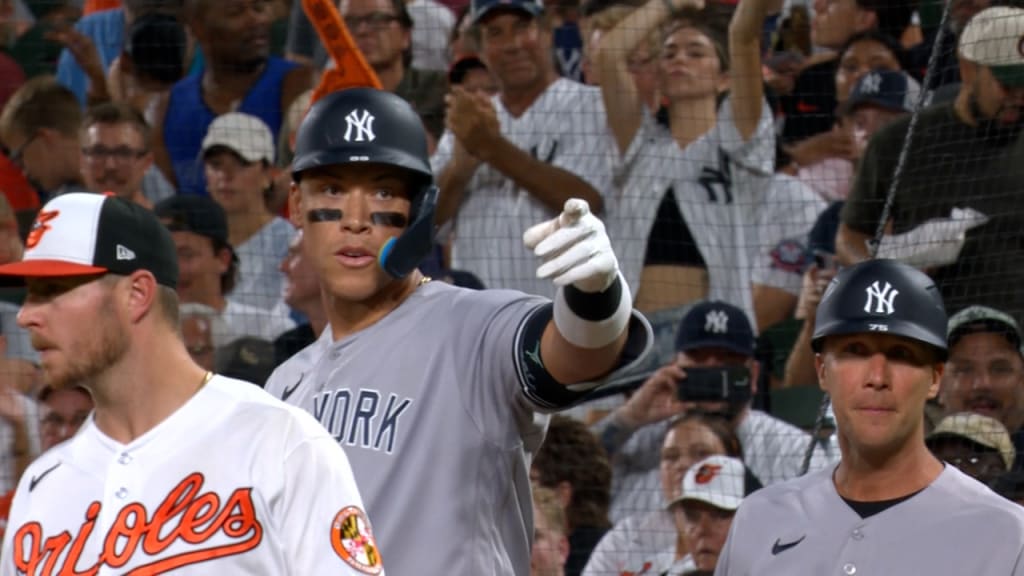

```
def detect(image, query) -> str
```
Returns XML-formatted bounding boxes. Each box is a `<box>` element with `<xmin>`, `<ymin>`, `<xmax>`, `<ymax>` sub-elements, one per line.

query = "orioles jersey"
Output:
<box><xmin>1</xmin><ymin>375</ymin><xmax>384</xmax><ymax>576</ymax></box>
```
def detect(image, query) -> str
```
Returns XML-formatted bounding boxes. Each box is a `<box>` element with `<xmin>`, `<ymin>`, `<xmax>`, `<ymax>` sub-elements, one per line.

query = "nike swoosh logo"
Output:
<box><xmin>281</xmin><ymin>374</ymin><xmax>305</xmax><ymax>402</ymax></box>
<box><xmin>772</xmin><ymin>535</ymin><xmax>805</xmax><ymax>555</ymax></box>
<box><xmin>29</xmin><ymin>462</ymin><xmax>61</xmax><ymax>492</ymax></box>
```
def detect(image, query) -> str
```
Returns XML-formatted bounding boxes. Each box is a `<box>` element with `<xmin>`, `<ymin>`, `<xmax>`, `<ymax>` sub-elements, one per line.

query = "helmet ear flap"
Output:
<box><xmin>378</xmin><ymin>185</ymin><xmax>439</xmax><ymax>278</ymax></box>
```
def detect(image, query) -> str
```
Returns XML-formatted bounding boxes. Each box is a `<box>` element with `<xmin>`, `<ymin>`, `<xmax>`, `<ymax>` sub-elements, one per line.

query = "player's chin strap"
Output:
<box><xmin>553</xmin><ymin>272</ymin><xmax>632</xmax><ymax>350</ymax></box>
<box><xmin>378</xmin><ymin>185</ymin><xmax>439</xmax><ymax>279</ymax></box>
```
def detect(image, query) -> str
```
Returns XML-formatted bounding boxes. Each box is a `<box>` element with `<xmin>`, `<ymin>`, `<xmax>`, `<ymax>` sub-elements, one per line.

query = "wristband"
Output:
<box><xmin>553</xmin><ymin>273</ymin><xmax>632</xmax><ymax>349</ymax></box>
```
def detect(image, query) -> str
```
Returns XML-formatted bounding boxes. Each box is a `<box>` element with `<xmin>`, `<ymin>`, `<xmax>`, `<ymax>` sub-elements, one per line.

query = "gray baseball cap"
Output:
<box><xmin>947</xmin><ymin>305</ymin><xmax>1024</xmax><ymax>355</ymax></box>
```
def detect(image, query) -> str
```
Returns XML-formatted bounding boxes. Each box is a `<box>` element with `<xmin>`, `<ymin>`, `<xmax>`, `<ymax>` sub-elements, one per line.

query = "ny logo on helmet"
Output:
<box><xmin>344</xmin><ymin>109</ymin><xmax>376</xmax><ymax>142</ymax></box>
<box><xmin>705</xmin><ymin>310</ymin><xmax>729</xmax><ymax>334</ymax></box>
<box><xmin>864</xmin><ymin>281</ymin><xmax>899</xmax><ymax>315</ymax></box>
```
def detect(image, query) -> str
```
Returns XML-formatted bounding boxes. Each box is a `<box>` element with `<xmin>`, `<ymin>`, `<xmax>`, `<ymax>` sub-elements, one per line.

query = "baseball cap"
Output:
<box><xmin>0</xmin><ymin>193</ymin><xmax>178</xmax><ymax>288</ymax></box>
<box><xmin>675</xmin><ymin>301</ymin><xmax>755</xmax><ymax>357</ymax></box>
<box><xmin>947</xmin><ymin>305</ymin><xmax>1024</xmax><ymax>355</ymax></box>
<box><xmin>201</xmin><ymin>112</ymin><xmax>276</xmax><ymax>164</ymax></box>
<box><xmin>671</xmin><ymin>455</ymin><xmax>745</xmax><ymax>511</ymax></box>
<box><xmin>215</xmin><ymin>337</ymin><xmax>276</xmax><ymax>387</ymax></box>
<box><xmin>471</xmin><ymin>0</ymin><xmax>543</xmax><ymax>25</ymax></box>
<box><xmin>839</xmin><ymin>69</ymin><xmax>921</xmax><ymax>116</ymax></box>
<box><xmin>927</xmin><ymin>412</ymin><xmax>1015</xmax><ymax>471</ymax></box>
<box><xmin>154</xmin><ymin>195</ymin><xmax>231</xmax><ymax>247</ymax></box>
<box><xmin>959</xmin><ymin>6</ymin><xmax>1024</xmax><ymax>88</ymax></box>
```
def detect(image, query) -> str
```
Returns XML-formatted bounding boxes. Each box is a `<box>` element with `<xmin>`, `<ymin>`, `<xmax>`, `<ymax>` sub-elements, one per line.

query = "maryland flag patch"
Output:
<box><xmin>331</xmin><ymin>506</ymin><xmax>383</xmax><ymax>574</ymax></box>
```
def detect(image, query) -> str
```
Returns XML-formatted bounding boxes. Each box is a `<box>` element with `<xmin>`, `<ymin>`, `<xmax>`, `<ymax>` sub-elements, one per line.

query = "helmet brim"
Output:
<box><xmin>291</xmin><ymin>145</ymin><xmax>432</xmax><ymax>183</ymax></box>
<box><xmin>811</xmin><ymin>317</ymin><xmax>948</xmax><ymax>361</ymax></box>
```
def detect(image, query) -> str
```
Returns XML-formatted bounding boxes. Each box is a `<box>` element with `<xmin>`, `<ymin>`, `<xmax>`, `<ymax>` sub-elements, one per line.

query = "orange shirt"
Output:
<box><xmin>0</xmin><ymin>154</ymin><xmax>40</xmax><ymax>212</ymax></box>
<box><xmin>83</xmin><ymin>0</ymin><xmax>121</xmax><ymax>15</ymax></box>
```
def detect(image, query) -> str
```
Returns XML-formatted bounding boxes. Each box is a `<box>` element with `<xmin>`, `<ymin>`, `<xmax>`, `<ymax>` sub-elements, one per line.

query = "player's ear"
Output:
<box><xmin>927</xmin><ymin>361</ymin><xmax>945</xmax><ymax>400</ymax></box>
<box><xmin>125</xmin><ymin>270</ymin><xmax>159</xmax><ymax>324</ymax></box>
<box><xmin>815</xmin><ymin>353</ymin><xmax>827</xmax><ymax>391</ymax></box>
<box><xmin>288</xmin><ymin>181</ymin><xmax>303</xmax><ymax>229</ymax></box>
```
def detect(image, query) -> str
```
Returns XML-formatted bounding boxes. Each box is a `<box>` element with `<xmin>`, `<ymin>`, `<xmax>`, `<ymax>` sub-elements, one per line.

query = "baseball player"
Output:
<box><xmin>0</xmin><ymin>193</ymin><xmax>384</xmax><ymax>575</ymax></box>
<box><xmin>265</xmin><ymin>87</ymin><xmax>652</xmax><ymax>575</ymax></box>
<box><xmin>715</xmin><ymin>259</ymin><xmax>1024</xmax><ymax>575</ymax></box>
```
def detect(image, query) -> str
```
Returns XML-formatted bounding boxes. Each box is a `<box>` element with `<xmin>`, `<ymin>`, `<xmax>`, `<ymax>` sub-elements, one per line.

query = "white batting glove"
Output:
<box><xmin>523</xmin><ymin>199</ymin><xmax>619</xmax><ymax>293</ymax></box>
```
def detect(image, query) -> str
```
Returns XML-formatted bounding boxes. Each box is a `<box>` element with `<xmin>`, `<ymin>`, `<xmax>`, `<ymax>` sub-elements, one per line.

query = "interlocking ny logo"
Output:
<box><xmin>705</xmin><ymin>310</ymin><xmax>729</xmax><ymax>334</ymax></box>
<box><xmin>344</xmin><ymin>109</ymin><xmax>376</xmax><ymax>142</ymax></box>
<box><xmin>864</xmin><ymin>281</ymin><xmax>899</xmax><ymax>315</ymax></box>
<box><xmin>860</xmin><ymin>72</ymin><xmax>883</xmax><ymax>94</ymax></box>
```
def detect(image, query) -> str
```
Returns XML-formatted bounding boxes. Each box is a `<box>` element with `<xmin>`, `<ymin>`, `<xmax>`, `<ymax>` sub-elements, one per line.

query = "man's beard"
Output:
<box><xmin>970</xmin><ymin>94</ymin><xmax>1024</xmax><ymax>147</ymax></box>
<box><xmin>39</xmin><ymin>304</ymin><xmax>129</xmax><ymax>389</ymax></box>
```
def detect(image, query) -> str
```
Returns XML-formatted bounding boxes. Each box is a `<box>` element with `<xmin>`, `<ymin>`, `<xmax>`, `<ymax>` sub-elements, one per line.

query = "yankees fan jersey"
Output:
<box><xmin>715</xmin><ymin>465</ymin><xmax>1024</xmax><ymax>576</ymax></box>
<box><xmin>430</xmin><ymin>78</ymin><xmax>616</xmax><ymax>298</ymax></box>
<box><xmin>1</xmin><ymin>376</ymin><xmax>383</xmax><ymax>576</ymax></box>
<box><xmin>607</xmin><ymin>96</ymin><xmax>776</xmax><ymax>326</ymax></box>
<box><xmin>265</xmin><ymin>281</ymin><xmax>652</xmax><ymax>576</ymax></box>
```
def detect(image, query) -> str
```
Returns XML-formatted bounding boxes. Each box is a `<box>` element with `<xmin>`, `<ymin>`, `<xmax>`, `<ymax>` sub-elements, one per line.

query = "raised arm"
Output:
<box><xmin>728</xmin><ymin>0</ymin><xmax>783</xmax><ymax>140</ymax></box>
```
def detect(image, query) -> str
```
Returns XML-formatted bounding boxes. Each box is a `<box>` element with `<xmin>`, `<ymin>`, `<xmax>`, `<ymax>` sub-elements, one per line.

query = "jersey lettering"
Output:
<box><xmin>529</xmin><ymin>140</ymin><xmax>559</xmax><ymax>164</ymax></box>
<box><xmin>698</xmin><ymin>148</ymin><xmax>733</xmax><ymax>204</ymax></box>
<box><xmin>12</xmin><ymin>473</ymin><xmax>262</xmax><ymax>575</ymax></box>
<box><xmin>313</xmin><ymin>389</ymin><xmax>413</xmax><ymax>454</ymax></box>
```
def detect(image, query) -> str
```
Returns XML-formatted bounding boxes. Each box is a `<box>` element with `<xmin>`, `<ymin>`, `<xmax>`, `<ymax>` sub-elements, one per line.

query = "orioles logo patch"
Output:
<box><xmin>25</xmin><ymin>210</ymin><xmax>58</xmax><ymax>249</ymax></box>
<box><xmin>694</xmin><ymin>464</ymin><xmax>723</xmax><ymax>485</ymax></box>
<box><xmin>331</xmin><ymin>506</ymin><xmax>382</xmax><ymax>574</ymax></box>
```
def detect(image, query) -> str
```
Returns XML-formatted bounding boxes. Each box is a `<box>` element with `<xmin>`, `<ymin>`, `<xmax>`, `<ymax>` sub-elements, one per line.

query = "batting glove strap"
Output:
<box><xmin>554</xmin><ymin>273</ymin><xmax>632</xmax><ymax>349</ymax></box>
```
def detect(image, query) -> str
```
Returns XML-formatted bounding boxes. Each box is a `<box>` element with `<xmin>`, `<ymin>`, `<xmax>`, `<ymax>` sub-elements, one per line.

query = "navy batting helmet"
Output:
<box><xmin>811</xmin><ymin>259</ymin><xmax>948</xmax><ymax>359</ymax></box>
<box><xmin>291</xmin><ymin>88</ymin><xmax>438</xmax><ymax>279</ymax></box>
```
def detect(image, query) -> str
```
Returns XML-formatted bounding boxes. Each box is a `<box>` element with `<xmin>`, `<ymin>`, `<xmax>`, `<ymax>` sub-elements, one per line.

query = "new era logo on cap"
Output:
<box><xmin>0</xmin><ymin>193</ymin><xmax>178</xmax><ymax>288</ymax></box>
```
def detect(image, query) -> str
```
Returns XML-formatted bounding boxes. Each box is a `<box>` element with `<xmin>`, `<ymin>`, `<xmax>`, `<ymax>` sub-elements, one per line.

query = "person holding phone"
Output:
<box><xmin>592</xmin><ymin>300</ymin><xmax>840</xmax><ymax>523</ymax></box>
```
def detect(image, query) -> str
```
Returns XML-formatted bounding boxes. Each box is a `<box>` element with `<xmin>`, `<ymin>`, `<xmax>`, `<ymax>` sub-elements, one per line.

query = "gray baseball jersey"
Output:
<box><xmin>265</xmin><ymin>281</ymin><xmax>652</xmax><ymax>575</ymax></box>
<box><xmin>715</xmin><ymin>465</ymin><xmax>1024</xmax><ymax>575</ymax></box>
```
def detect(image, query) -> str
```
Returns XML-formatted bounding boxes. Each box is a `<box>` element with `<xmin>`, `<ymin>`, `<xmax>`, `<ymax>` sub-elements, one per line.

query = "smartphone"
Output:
<box><xmin>676</xmin><ymin>366</ymin><xmax>753</xmax><ymax>403</ymax></box>
<box><xmin>814</xmin><ymin>250</ymin><xmax>837</xmax><ymax>272</ymax></box>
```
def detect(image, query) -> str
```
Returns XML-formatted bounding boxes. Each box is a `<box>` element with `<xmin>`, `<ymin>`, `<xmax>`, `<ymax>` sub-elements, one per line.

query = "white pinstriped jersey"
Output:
<box><xmin>430</xmin><ymin>78</ymin><xmax>617</xmax><ymax>298</ymax></box>
<box><xmin>750</xmin><ymin>175</ymin><xmax>827</xmax><ymax>296</ymax></box>
<box><xmin>606</xmin><ymin>97</ymin><xmax>776</xmax><ymax>326</ymax></box>
<box><xmin>716</xmin><ymin>465</ymin><xmax>1024</xmax><ymax>576</ymax></box>
<box><xmin>1</xmin><ymin>376</ymin><xmax>382</xmax><ymax>576</ymax></box>
<box><xmin>265</xmin><ymin>281</ymin><xmax>653</xmax><ymax>576</ymax></box>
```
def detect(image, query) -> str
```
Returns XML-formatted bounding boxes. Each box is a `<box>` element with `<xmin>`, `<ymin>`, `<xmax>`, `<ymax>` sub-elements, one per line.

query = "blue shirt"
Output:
<box><xmin>56</xmin><ymin>8</ymin><xmax>124</xmax><ymax>107</ymax></box>
<box><xmin>163</xmin><ymin>57</ymin><xmax>298</xmax><ymax>195</ymax></box>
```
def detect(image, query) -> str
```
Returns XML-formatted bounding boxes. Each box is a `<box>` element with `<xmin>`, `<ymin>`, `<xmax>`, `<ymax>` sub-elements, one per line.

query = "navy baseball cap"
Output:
<box><xmin>471</xmin><ymin>0</ymin><xmax>543</xmax><ymax>25</ymax></box>
<box><xmin>675</xmin><ymin>301</ymin><xmax>755</xmax><ymax>357</ymax></box>
<box><xmin>839</xmin><ymin>69</ymin><xmax>920</xmax><ymax>116</ymax></box>
<box><xmin>155</xmin><ymin>195</ymin><xmax>231</xmax><ymax>247</ymax></box>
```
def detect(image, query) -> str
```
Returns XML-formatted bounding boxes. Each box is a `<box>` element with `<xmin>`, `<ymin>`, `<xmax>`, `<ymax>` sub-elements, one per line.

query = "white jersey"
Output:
<box><xmin>222</xmin><ymin>297</ymin><xmax>295</xmax><ymax>342</ymax></box>
<box><xmin>265</xmin><ymin>281</ymin><xmax>652</xmax><ymax>576</ymax></box>
<box><xmin>430</xmin><ymin>78</ymin><xmax>616</xmax><ymax>298</ymax></box>
<box><xmin>406</xmin><ymin>0</ymin><xmax>454</xmax><ymax>71</ymax></box>
<box><xmin>1</xmin><ymin>376</ymin><xmax>383</xmax><ymax>576</ymax></box>
<box><xmin>581</xmin><ymin>510</ymin><xmax>679</xmax><ymax>576</ymax></box>
<box><xmin>233</xmin><ymin>217</ymin><xmax>295</xmax><ymax>312</ymax></box>
<box><xmin>607</xmin><ymin>97</ymin><xmax>776</xmax><ymax>326</ymax></box>
<box><xmin>716</xmin><ymin>465</ymin><xmax>1024</xmax><ymax>576</ymax></box>
<box><xmin>750</xmin><ymin>175</ymin><xmax>827</xmax><ymax>296</ymax></box>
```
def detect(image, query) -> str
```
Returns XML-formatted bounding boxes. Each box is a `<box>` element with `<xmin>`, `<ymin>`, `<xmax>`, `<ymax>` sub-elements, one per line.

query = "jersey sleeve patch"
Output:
<box><xmin>769</xmin><ymin>237</ymin><xmax>810</xmax><ymax>274</ymax></box>
<box><xmin>331</xmin><ymin>506</ymin><xmax>383</xmax><ymax>574</ymax></box>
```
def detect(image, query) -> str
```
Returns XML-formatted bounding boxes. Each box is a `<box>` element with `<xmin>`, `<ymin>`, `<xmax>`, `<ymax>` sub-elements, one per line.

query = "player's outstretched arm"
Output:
<box><xmin>522</xmin><ymin>198</ymin><xmax>632</xmax><ymax>384</ymax></box>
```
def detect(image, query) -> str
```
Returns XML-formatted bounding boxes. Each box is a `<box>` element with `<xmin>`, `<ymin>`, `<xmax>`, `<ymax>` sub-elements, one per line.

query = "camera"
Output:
<box><xmin>676</xmin><ymin>365</ymin><xmax>753</xmax><ymax>404</ymax></box>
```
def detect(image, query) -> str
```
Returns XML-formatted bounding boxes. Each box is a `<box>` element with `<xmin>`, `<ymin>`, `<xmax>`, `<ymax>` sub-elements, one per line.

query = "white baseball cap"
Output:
<box><xmin>201</xmin><ymin>112</ymin><xmax>276</xmax><ymax>164</ymax></box>
<box><xmin>959</xmin><ymin>6</ymin><xmax>1024</xmax><ymax>88</ymax></box>
<box><xmin>672</xmin><ymin>455</ymin><xmax>745</xmax><ymax>511</ymax></box>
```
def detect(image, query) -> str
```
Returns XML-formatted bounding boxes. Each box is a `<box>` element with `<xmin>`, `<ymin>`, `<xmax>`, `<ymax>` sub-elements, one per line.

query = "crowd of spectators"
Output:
<box><xmin>2</xmin><ymin>0</ymin><xmax>1024</xmax><ymax>573</ymax></box>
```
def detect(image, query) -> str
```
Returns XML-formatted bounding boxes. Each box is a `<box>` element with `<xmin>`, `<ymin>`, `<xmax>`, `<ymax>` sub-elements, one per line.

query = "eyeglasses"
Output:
<box><xmin>7</xmin><ymin>132</ymin><xmax>38</xmax><ymax>169</ymax></box>
<box><xmin>82</xmin><ymin>146</ymin><xmax>148</xmax><ymax>162</ymax></box>
<box><xmin>41</xmin><ymin>412</ymin><xmax>90</xmax><ymax>433</ymax></box>
<box><xmin>344</xmin><ymin>12</ymin><xmax>400</xmax><ymax>30</ymax></box>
